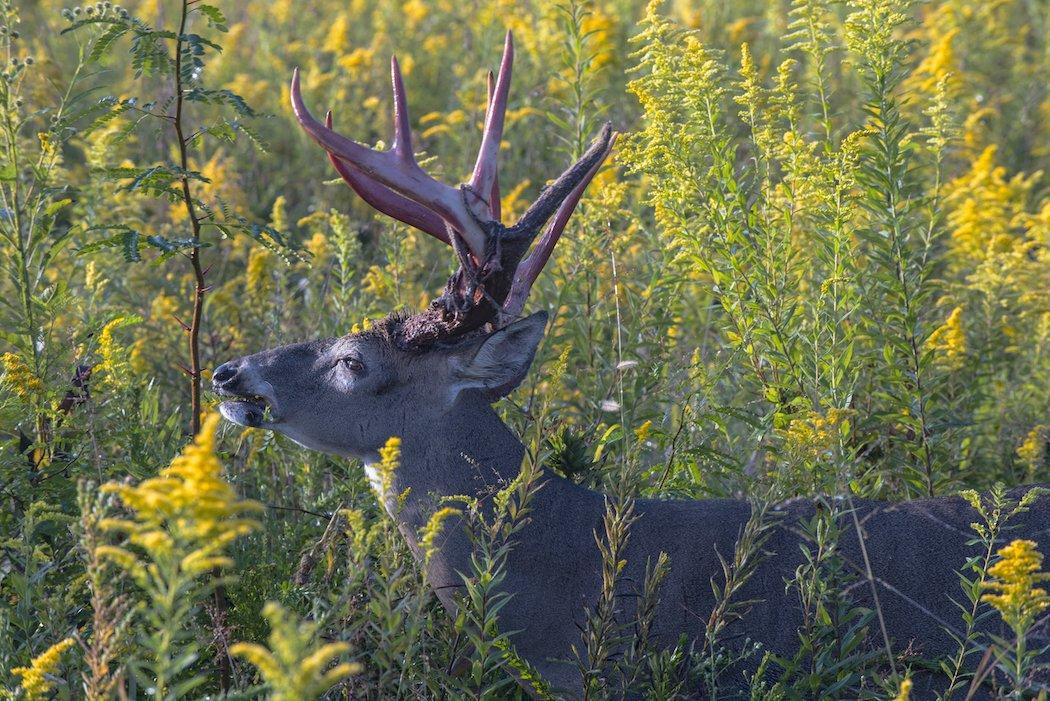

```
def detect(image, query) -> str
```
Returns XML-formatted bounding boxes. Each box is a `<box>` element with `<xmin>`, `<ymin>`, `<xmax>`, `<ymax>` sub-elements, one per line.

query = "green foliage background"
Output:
<box><xmin>0</xmin><ymin>0</ymin><xmax>1047</xmax><ymax>697</ymax></box>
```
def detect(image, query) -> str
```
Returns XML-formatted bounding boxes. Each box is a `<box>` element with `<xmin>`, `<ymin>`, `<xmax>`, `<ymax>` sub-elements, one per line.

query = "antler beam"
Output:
<box><xmin>291</xmin><ymin>62</ymin><xmax>490</xmax><ymax>256</ymax></box>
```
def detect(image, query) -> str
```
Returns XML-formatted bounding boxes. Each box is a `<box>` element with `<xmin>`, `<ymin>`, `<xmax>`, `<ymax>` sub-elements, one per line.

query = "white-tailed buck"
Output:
<box><xmin>214</xmin><ymin>33</ymin><xmax>1049</xmax><ymax>698</ymax></box>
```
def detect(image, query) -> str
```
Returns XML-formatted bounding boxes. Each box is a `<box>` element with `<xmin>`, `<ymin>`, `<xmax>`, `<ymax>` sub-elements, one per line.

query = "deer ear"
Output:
<box><xmin>450</xmin><ymin>311</ymin><xmax>549</xmax><ymax>401</ymax></box>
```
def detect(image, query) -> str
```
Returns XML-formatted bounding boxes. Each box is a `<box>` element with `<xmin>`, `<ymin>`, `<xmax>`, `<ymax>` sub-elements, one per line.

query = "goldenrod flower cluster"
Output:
<box><xmin>1</xmin><ymin>351</ymin><xmax>43</xmax><ymax>399</ymax></box>
<box><xmin>892</xmin><ymin>678</ymin><xmax>912</xmax><ymax>701</ymax></box>
<box><xmin>269</xmin><ymin>194</ymin><xmax>288</xmax><ymax>233</ymax></box>
<box><xmin>230</xmin><ymin>601</ymin><xmax>361</xmax><ymax>700</ymax></box>
<box><xmin>374</xmin><ymin>435</ymin><xmax>402</xmax><ymax>497</ymax></box>
<box><xmin>779</xmin><ymin>409</ymin><xmax>851</xmax><ymax>465</ymax></box>
<box><xmin>149</xmin><ymin>293</ymin><xmax>178</xmax><ymax>322</ymax></box>
<box><xmin>350</xmin><ymin>317</ymin><xmax>374</xmax><ymax>335</ymax></box>
<box><xmin>1017</xmin><ymin>426</ymin><xmax>1047</xmax><ymax>479</ymax></box>
<box><xmin>11</xmin><ymin>638</ymin><xmax>75</xmax><ymax>701</ymax></box>
<box><xmin>340</xmin><ymin>507</ymin><xmax>370</xmax><ymax>553</ymax></box>
<box><xmin>98</xmin><ymin>413</ymin><xmax>261</xmax><ymax>582</ymax></box>
<box><xmin>907</xmin><ymin>7</ymin><xmax>962</xmax><ymax>97</ymax></box>
<box><xmin>843</xmin><ymin>0</ymin><xmax>910</xmax><ymax>80</ymax></box>
<box><xmin>96</xmin><ymin>315</ymin><xmax>140</xmax><ymax>380</ymax></box>
<box><xmin>420</xmin><ymin>506</ymin><xmax>461</xmax><ymax>563</ymax></box>
<box><xmin>302</xmin><ymin>230</ymin><xmax>327</xmax><ymax>260</ymax></box>
<box><xmin>361</xmin><ymin>264</ymin><xmax>392</xmax><ymax>298</ymax></box>
<box><xmin>245</xmin><ymin>247</ymin><xmax>274</xmax><ymax>300</ymax></box>
<box><xmin>945</xmin><ymin>146</ymin><xmax>1039</xmax><ymax>266</ymax></box>
<box><xmin>982</xmin><ymin>539</ymin><xmax>1050</xmax><ymax>636</ymax></box>
<box><xmin>925</xmin><ymin>306</ymin><xmax>966</xmax><ymax>369</ymax></box>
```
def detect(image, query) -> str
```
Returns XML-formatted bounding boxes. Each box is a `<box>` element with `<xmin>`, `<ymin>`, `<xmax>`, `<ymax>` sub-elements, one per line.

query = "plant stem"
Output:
<box><xmin>171</xmin><ymin>2</ymin><xmax>229</xmax><ymax>691</ymax></box>
<box><xmin>172</xmin><ymin>0</ymin><xmax>206</xmax><ymax>438</ymax></box>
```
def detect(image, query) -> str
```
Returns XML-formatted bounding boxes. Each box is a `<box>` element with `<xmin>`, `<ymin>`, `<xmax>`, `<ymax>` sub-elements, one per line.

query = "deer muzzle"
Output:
<box><xmin>212</xmin><ymin>360</ymin><xmax>281</xmax><ymax>428</ymax></box>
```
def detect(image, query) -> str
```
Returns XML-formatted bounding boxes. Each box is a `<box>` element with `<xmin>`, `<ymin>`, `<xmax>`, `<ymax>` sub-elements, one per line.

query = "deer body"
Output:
<box><xmin>213</xmin><ymin>33</ymin><xmax>1049</xmax><ymax>698</ymax></box>
<box><xmin>379</xmin><ymin>396</ymin><xmax>1050</xmax><ymax>697</ymax></box>
<box><xmin>215</xmin><ymin>339</ymin><xmax>1050</xmax><ymax>697</ymax></box>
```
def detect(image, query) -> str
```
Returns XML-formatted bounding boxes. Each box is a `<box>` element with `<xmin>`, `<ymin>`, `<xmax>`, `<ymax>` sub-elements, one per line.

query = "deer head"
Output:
<box><xmin>214</xmin><ymin>32</ymin><xmax>615</xmax><ymax>460</ymax></box>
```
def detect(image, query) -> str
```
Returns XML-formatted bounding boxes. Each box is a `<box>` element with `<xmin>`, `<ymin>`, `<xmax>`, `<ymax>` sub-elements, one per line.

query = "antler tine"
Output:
<box><xmin>390</xmin><ymin>56</ymin><xmax>414</xmax><ymax>162</ymax></box>
<box><xmin>469</xmin><ymin>31</ymin><xmax>512</xmax><ymax>216</ymax></box>
<box><xmin>325</xmin><ymin>111</ymin><xmax>451</xmax><ymax>244</ymax></box>
<box><xmin>485</xmin><ymin>70</ymin><xmax>501</xmax><ymax>221</ymax></box>
<box><xmin>509</xmin><ymin>122</ymin><xmax>615</xmax><ymax>241</ymax></box>
<box><xmin>503</xmin><ymin>130</ymin><xmax>617</xmax><ymax>317</ymax></box>
<box><xmin>290</xmin><ymin>67</ymin><xmax>489</xmax><ymax>257</ymax></box>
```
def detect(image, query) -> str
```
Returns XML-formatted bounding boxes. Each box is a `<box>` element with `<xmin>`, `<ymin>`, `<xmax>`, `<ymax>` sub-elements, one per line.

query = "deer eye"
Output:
<box><xmin>340</xmin><ymin>356</ymin><xmax>365</xmax><ymax>374</ymax></box>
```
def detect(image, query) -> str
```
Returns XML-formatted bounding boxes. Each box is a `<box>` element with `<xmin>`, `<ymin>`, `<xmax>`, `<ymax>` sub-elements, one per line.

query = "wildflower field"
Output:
<box><xmin>1</xmin><ymin>0</ymin><xmax>1049</xmax><ymax>698</ymax></box>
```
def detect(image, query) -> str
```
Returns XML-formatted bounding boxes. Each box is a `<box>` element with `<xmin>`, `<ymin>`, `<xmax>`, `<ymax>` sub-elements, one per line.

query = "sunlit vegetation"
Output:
<box><xmin>0</xmin><ymin>0</ymin><xmax>1047</xmax><ymax>697</ymax></box>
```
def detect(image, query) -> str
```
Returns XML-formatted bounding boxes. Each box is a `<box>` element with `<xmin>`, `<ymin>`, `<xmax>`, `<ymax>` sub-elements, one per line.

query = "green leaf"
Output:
<box><xmin>45</xmin><ymin>198</ymin><xmax>73</xmax><ymax>216</ymax></box>
<box><xmin>90</xmin><ymin>23</ymin><xmax>130</xmax><ymax>61</ymax></box>
<box><xmin>197</xmin><ymin>4</ymin><xmax>228</xmax><ymax>31</ymax></box>
<box><xmin>77</xmin><ymin>227</ymin><xmax>142</xmax><ymax>262</ymax></box>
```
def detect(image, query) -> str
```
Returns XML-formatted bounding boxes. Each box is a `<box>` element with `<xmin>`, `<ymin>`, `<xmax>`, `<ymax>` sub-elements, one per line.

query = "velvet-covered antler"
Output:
<box><xmin>291</xmin><ymin>31</ymin><xmax>616</xmax><ymax>346</ymax></box>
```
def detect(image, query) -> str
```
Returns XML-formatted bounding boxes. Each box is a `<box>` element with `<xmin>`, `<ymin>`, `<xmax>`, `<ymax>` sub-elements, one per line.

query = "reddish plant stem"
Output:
<box><xmin>173</xmin><ymin>0</ymin><xmax>206</xmax><ymax>437</ymax></box>
<box><xmin>172</xmin><ymin>1</ymin><xmax>230</xmax><ymax>691</ymax></box>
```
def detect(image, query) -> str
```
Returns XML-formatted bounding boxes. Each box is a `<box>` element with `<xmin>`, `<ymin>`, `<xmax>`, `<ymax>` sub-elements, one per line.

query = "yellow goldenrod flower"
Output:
<box><xmin>728</xmin><ymin>17</ymin><xmax>756</xmax><ymax>44</ymax></box>
<box><xmin>982</xmin><ymin>539</ymin><xmax>1050</xmax><ymax>636</ymax></box>
<box><xmin>402</xmin><ymin>0</ymin><xmax>428</xmax><ymax>29</ymax></box>
<box><xmin>779</xmin><ymin>409</ymin><xmax>850</xmax><ymax>465</ymax></box>
<box><xmin>945</xmin><ymin>146</ymin><xmax>1040</xmax><ymax>265</ymax></box>
<box><xmin>246</xmin><ymin>247</ymin><xmax>274</xmax><ymax>300</ymax></box>
<box><xmin>634</xmin><ymin>420</ymin><xmax>653</xmax><ymax>443</ymax></box>
<box><xmin>96</xmin><ymin>316</ymin><xmax>140</xmax><ymax>379</ymax></box>
<box><xmin>893</xmin><ymin>678</ymin><xmax>912</xmax><ymax>701</ymax></box>
<box><xmin>420</xmin><ymin>506</ymin><xmax>461</xmax><ymax>563</ymax></box>
<box><xmin>734</xmin><ymin>43</ymin><xmax>775</xmax><ymax>158</ymax></box>
<box><xmin>84</xmin><ymin>260</ymin><xmax>107</xmax><ymax>293</ymax></box>
<box><xmin>101</xmin><ymin>413</ymin><xmax>261</xmax><ymax>570</ymax></box>
<box><xmin>499</xmin><ymin>179</ymin><xmax>532</xmax><ymax>221</ymax></box>
<box><xmin>149</xmin><ymin>293</ymin><xmax>178</xmax><ymax>321</ymax></box>
<box><xmin>1</xmin><ymin>351</ymin><xmax>43</xmax><ymax>398</ymax></box>
<box><xmin>339</xmin><ymin>508</ymin><xmax>369</xmax><ymax>553</ymax></box>
<box><xmin>1018</xmin><ymin>426</ymin><xmax>1047</xmax><ymax>480</ymax></box>
<box><xmin>908</xmin><ymin>26</ymin><xmax>961</xmax><ymax>96</ymax></box>
<box><xmin>581</xmin><ymin>7</ymin><xmax>616</xmax><ymax>70</ymax></box>
<box><xmin>12</xmin><ymin>638</ymin><xmax>75</xmax><ymax>701</ymax></box>
<box><xmin>350</xmin><ymin>317</ymin><xmax>373</xmax><ymax>335</ymax></box>
<box><xmin>925</xmin><ymin>306</ymin><xmax>966</xmax><ymax>369</ymax></box>
<box><xmin>305</xmin><ymin>231</ymin><xmax>329</xmax><ymax>262</ymax></box>
<box><xmin>322</xmin><ymin>14</ymin><xmax>350</xmax><ymax>54</ymax></box>
<box><xmin>673</xmin><ymin>0</ymin><xmax>702</xmax><ymax>28</ymax></box>
<box><xmin>422</xmin><ymin>35</ymin><xmax>448</xmax><ymax>54</ymax></box>
<box><xmin>270</xmin><ymin>195</ymin><xmax>288</xmax><ymax>232</ymax></box>
<box><xmin>374</xmin><ymin>436</ymin><xmax>402</xmax><ymax>497</ymax></box>
<box><xmin>338</xmin><ymin>47</ymin><xmax>374</xmax><ymax>73</ymax></box>
<box><xmin>362</xmin><ymin>264</ymin><xmax>391</xmax><ymax>298</ymax></box>
<box><xmin>231</xmin><ymin>601</ymin><xmax>360</xmax><ymax>701</ymax></box>
<box><xmin>844</xmin><ymin>0</ymin><xmax>910</xmax><ymax>79</ymax></box>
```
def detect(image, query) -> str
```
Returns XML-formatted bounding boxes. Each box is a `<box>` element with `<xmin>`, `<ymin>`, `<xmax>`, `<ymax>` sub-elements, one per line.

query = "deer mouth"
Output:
<box><xmin>216</xmin><ymin>390</ymin><xmax>279</xmax><ymax>429</ymax></box>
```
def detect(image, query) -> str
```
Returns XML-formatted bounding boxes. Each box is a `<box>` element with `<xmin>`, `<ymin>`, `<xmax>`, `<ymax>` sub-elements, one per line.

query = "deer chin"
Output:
<box><xmin>219</xmin><ymin>398</ymin><xmax>270</xmax><ymax>428</ymax></box>
<box><xmin>216</xmin><ymin>386</ymin><xmax>281</xmax><ymax>429</ymax></box>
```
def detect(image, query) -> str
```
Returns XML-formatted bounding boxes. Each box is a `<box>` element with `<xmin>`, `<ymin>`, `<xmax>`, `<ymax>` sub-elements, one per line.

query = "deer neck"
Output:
<box><xmin>364</xmin><ymin>391</ymin><xmax>528</xmax><ymax>533</ymax></box>
<box><xmin>361</xmin><ymin>393</ymin><xmax>601</xmax><ymax>606</ymax></box>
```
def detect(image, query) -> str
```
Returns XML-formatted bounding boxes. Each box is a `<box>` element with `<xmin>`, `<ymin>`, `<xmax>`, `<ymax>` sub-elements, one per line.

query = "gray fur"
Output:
<box><xmin>214</xmin><ymin>314</ymin><xmax>1050</xmax><ymax>698</ymax></box>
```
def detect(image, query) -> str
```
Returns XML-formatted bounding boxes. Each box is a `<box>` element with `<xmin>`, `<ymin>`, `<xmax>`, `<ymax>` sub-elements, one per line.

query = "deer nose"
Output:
<box><xmin>212</xmin><ymin>362</ymin><xmax>239</xmax><ymax>387</ymax></box>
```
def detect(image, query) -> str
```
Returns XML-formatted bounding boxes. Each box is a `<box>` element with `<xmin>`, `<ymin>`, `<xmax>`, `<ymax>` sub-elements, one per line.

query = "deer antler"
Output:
<box><xmin>291</xmin><ymin>31</ymin><xmax>616</xmax><ymax>347</ymax></box>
